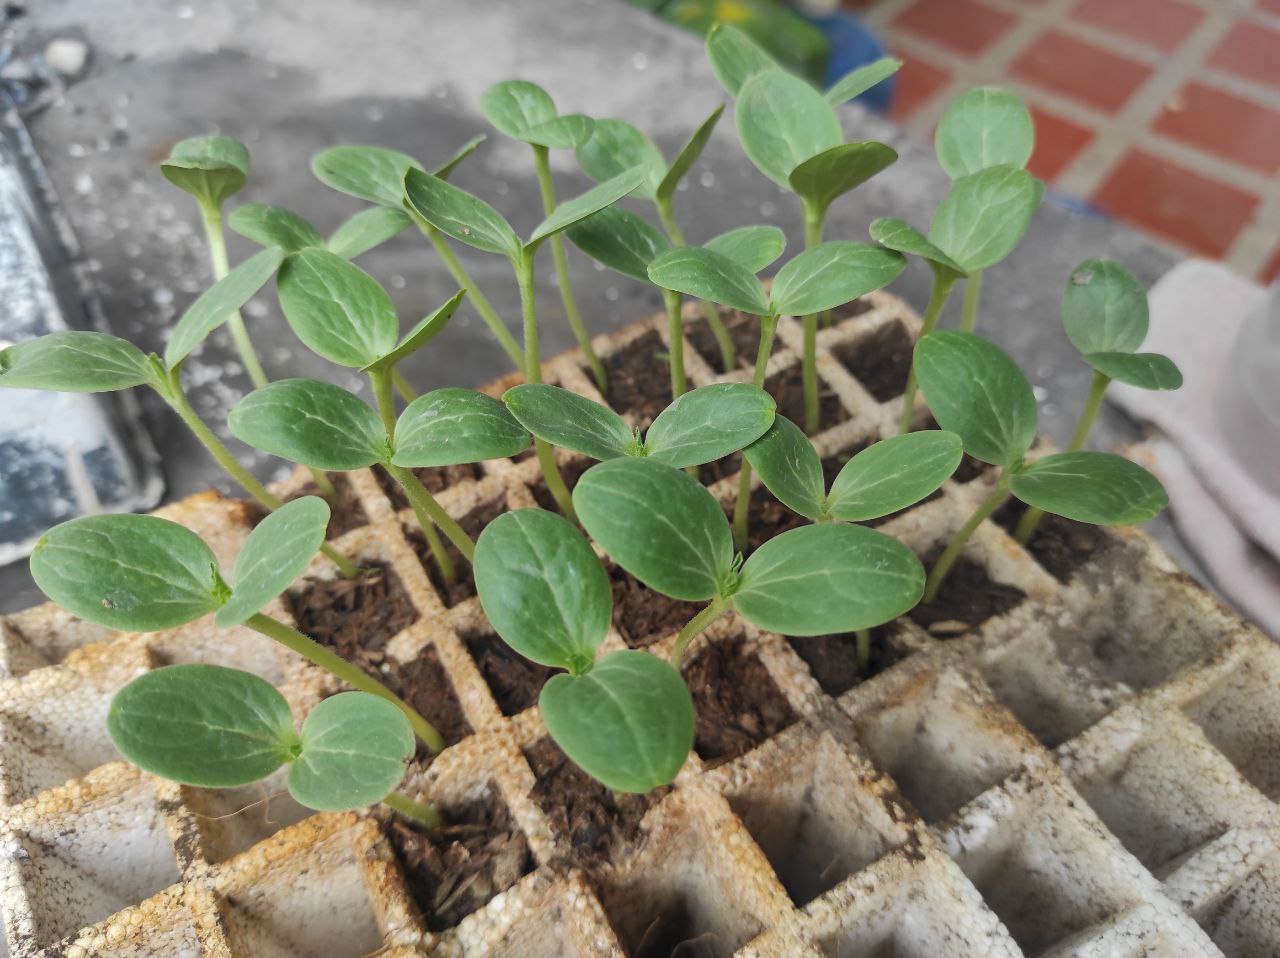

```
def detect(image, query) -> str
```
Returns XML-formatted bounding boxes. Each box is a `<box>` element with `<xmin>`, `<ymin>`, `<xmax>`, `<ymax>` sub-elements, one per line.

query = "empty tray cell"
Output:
<box><xmin>1183</xmin><ymin>646</ymin><xmax>1280</xmax><ymax>802</ymax></box>
<box><xmin>183</xmin><ymin>767</ymin><xmax>312</xmax><ymax>864</ymax></box>
<box><xmin>726</xmin><ymin>731</ymin><xmax>909</xmax><ymax>906</ymax></box>
<box><xmin>57</xmin><ymin>888</ymin><xmax>205</xmax><ymax>958</ymax></box>
<box><xmin>218</xmin><ymin>823</ymin><xmax>385</xmax><ymax>958</ymax></box>
<box><xmin>0</xmin><ymin>606</ymin><xmax>113</xmax><ymax>678</ymax></box>
<box><xmin>4</xmin><ymin>778</ymin><xmax>182</xmax><ymax>951</ymax></box>
<box><xmin>1200</xmin><ymin>851</ymin><xmax>1280</xmax><ymax>958</ymax></box>
<box><xmin>852</xmin><ymin>668</ymin><xmax>1035</xmax><ymax>822</ymax></box>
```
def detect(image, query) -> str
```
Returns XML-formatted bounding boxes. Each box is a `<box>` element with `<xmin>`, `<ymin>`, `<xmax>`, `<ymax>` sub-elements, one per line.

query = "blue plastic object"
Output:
<box><xmin>804</xmin><ymin>12</ymin><xmax>896</xmax><ymax>112</ymax></box>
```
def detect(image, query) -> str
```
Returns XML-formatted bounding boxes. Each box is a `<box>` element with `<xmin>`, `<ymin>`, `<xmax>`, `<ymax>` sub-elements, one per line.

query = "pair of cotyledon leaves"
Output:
<box><xmin>914</xmin><ymin>331</ymin><xmax>1168</xmax><ymax>524</ymax></box>
<box><xmin>30</xmin><ymin>501</ymin><xmax>412</xmax><ymax>810</ymax></box>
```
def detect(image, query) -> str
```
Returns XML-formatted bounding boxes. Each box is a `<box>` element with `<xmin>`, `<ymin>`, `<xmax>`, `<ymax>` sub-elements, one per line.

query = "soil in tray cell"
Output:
<box><xmin>287</xmin><ymin>561</ymin><xmax>419</xmax><ymax>670</ymax></box>
<box><xmin>786</xmin><ymin>625</ymin><xmax>909</xmax><ymax>697</ymax></box>
<box><xmin>909</xmin><ymin>548</ymin><xmax>1026</xmax><ymax>636</ymax></box>
<box><xmin>994</xmin><ymin>499</ymin><xmax>1102</xmax><ymax>582</ymax></box>
<box><xmin>603</xmin><ymin>329</ymin><xmax>673</xmax><ymax>426</ymax></box>
<box><xmin>764</xmin><ymin>362</ymin><xmax>848</xmax><ymax>432</ymax></box>
<box><xmin>406</xmin><ymin>495</ymin><xmax>506</xmax><ymax>608</ymax></box>
<box><xmin>610</xmin><ymin>566</ymin><xmax>705</xmax><ymax>649</ymax></box>
<box><xmin>462</xmin><ymin>628</ymin><xmax>559</xmax><ymax>716</ymax></box>
<box><xmin>829</xmin><ymin>319</ymin><xmax>914</xmax><ymax>402</ymax></box>
<box><xmin>374</xmin><ymin>463</ymin><xmax>481</xmax><ymax>511</ymax></box>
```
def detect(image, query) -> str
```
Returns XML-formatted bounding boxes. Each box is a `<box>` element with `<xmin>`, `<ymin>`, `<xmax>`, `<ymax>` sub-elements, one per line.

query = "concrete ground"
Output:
<box><xmin>0</xmin><ymin>0</ymin><xmax>1195</xmax><ymax>612</ymax></box>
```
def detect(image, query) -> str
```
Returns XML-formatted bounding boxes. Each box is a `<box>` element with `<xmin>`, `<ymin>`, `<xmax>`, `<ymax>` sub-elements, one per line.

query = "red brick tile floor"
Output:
<box><xmin>847</xmin><ymin>0</ymin><xmax>1280</xmax><ymax>282</ymax></box>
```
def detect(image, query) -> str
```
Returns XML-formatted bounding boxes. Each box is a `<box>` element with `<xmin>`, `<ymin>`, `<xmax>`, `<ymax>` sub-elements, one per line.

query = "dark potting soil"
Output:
<box><xmin>764</xmin><ymin>362</ymin><xmax>848</xmax><ymax>433</ymax></box>
<box><xmin>529</xmin><ymin>455</ymin><xmax>594</xmax><ymax>513</ymax></box>
<box><xmin>462</xmin><ymin>628</ymin><xmax>558</xmax><ymax>716</ymax></box>
<box><xmin>603</xmin><ymin>329</ymin><xmax>672</xmax><ymax>426</ymax></box>
<box><xmin>374</xmin><ymin>463</ymin><xmax>482</xmax><ymax>511</ymax></box>
<box><xmin>829</xmin><ymin>298</ymin><xmax>875</xmax><ymax>321</ymax></box>
<box><xmin>786</xmin><ymin>626</ymin><xmax>905</xmax><ymax>697</ymax></box>
<box><xmin>829</xmin><ymin>320</ymin><xmax>914</xmax><ymax>402</ymax></box>
<box><xmin>737</xmin><ymin>494</ymin><xmax>807</xmax><ymax>554</ymax></box>
<box><xmin>697</xmin><ymin>450</ymin><xmax>742</xmax><ymax>486</ymax></box>
<box><xmin>683</xmin><ymin>634</ymin><xmax>797</xmax><ymax>766</ymax></box>
<box><xmin>255</xmin><ymin>473</ymin><xmax>367</xmax><ymax>540</ymax></box>
<box><xmin>909</xmin><ymin>547</ymin><xmax>1026</xmax><ymax>636</ymax></box>
<box><xmin>286</xmin><ymin>561</ymin><xmax>419</xmax><ymax>672</ymax></box>
<box><xmin>993</xmin><ymin>499</ymin><xmax>1102</xmax><ymax>582</ymax></box>
<box><xmin>610</xmin><ymin>567</ymin><xmax>705</xmax><ymax>648</ymax></box>
<box><xmin>385</xmin><ymin>786</ymin><xmax>533</xmax><ymax>932</ymax></box>
<box><xmin>684</xmin><ymin>308</ymin><xmax>769</xmax><ymax>372</ymax></box>
<box><xmin>381</xmin><ymin>646</ymin><xmax>473</xmax><ymax>751</ymax></box>
<box><xmin>523</xmin><ymin>736</ymin><xmax>665</xmax><ymax>869</ymax></box>
<box><xmin>407</xmin><ymin>496</ymin><xmax>507</xmax><ymax>608</ymax></box>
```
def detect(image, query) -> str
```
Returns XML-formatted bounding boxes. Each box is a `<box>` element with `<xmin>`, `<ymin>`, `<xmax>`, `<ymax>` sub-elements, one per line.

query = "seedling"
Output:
<box><xmin>708</xmin><ymin>24</ymin><xmax>902</xmax><ymax>433</ymax></box>
<box><xmin>403</xmin><ymin>161</ymin><xmax>645</xmax><ymax>520</ymax></box>
<box><xmin>503</xmin><ymin>381</ymin><xmax>776</xmax><ymax>468</ymax></box>
<box><xmin>871</xmin><ymin>162</ymin><xmax>1043</xmax><ymax>433</ymax></box>
<box><xmin>572</xmin><ymin>104</ymin><xmax>740</xmax><ymax>379</ymax></box>
<box><xmin>647</xmin><ymin>238</ymin><xmax>905</xmax><ymax>547</ymax></box>
<box><xmin>1014</xmin><ymin>259</ymin><xmax>1182</xmax><ymax>543</ymax></box>
<box><xmin>311</xmin><ymin>137</ymin><xmax>526</xmax><ymax>371</ymax></box>
<box><xmin>745</xmin><ymin>415</ymin><xmax>962</xmax><ymax>669</ymax></box>
<box><xmin>28</xmin><ymin>499</ymin><xmax>446</xmax><ymax>752</ymax></box>
<box><xmin>914</xmin><ymin>331</ymin><xmax>1168</xmax><ymax>601</ymax></box>
<box><xmin>480</xmin><ymin>80</ymin><xmax>609</xmax><ymax>389</ymax></box>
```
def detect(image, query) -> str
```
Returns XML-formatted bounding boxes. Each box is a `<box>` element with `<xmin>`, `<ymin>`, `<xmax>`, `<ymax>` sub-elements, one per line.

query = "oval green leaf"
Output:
<box><xmin>31</xmin><ymin>514</ymin><xmax>222</xmax><ymax>631</ymax></box>
<box><xmin>736</xmin><ymin>69</ymin><xmax>842</xmax><ymax>188</ymax></box>
<box><xmin>392</xmin><ymin>388</ymin><xmax>530</xmax><ymax>467</ymax></box>
<box><xmin>503</xmin><ymin>383</ymin><xmax>633</xmax><ymax>462</ymax></box>
<box><xmin>1062</xmin><ymin>258</ymin><xmax>1149</xmax><ymax>356</ymax></box>
<box><xmin>161</xmin><ymin>135</ymin><xmax>249</xmax><ymax>207</ymax></box>
<box><xmin>576</xmin><ymin>118</ymin><xmax>665</xmax><ymax>199</ymax></box>
<box><xmin>734</xmin><ymin>524</ymin><xmax>924</xmax><ymax>634</ymax></box>
<box><xmin>228</xmin><ymin>203</ymin><xmax>323</xmax><ymax>252</ymax></box>
<box><xmin>1010</xmin><ymin>452</ymin><xmax>1168</xmax><ymax>525</ymax></box>
<box><xmin>825</xmin><ymin>57</ymin><xmax>901</xmax><ymax>105</ymax></box>
<box><xmin>365</xmin><ymin>289</ymin><xmax>466</xmax><ymax>373</ymax></box>
<box><xmin>216</xmin><ymin>497</ymin><xmax>331</xmax><ymax>627</ymax></box>
<box><xmin>913</xmin><ymin>331</ymin><xmax>1037</xmax><ymax>467</ymax></box>
<box><xmin>566</xmin><ymin>206</ymin><xmax>671</xmax><ymax>282</ymax></box>
<box><xmin>703</xmin><ymin>225</ymin><xmax>786</xmax><ymax>274</ymax></box>
<box><xmin>540</xmin><ymin>650</ymin><xmax>693</xmax><ymax>793</ymax></box>
<box><xmin>524</xmin><ymin>114</ymin><xmax>595</xmax><ymax>150</ymax></box>
<box><xmin>930</xmin><ymin>165</ymin><xmax>1043</xmax><ymax>273</ymax></box>
<box><xmin>647</xmin><ymin>246</ymin><xmax>770</xmax><ymax>316</ymax></box>
<box><xmin>527</xmin><ymin>167</ymin><xmax>646</xmax><ymax>247</ymax></box>
<box><xmin>934</xmin><ymin>87</ymin><xmax>1034</xmax><ymax>180</ymax></box>
<box><xmin>0</xmin><ymin>331</ymin><xmax>155</xmax><ymax>393</ymax></box>
<box><xmin>479</xmin><ymin>80</ymin><xmax>558</xmax><ymax>140</ymax></box>
<box><xmin>229</xmin><ymin>378</ymin><xmax>387</xmax><ymax>470</ymax></box>
<box><xmin>742</xmin><ymin>415</ymin><xmax>826</xmax><ymax>521</ymax></box>
<box><xmin>645</xmin><ymin>383</ymin><xmax>776</xmax><ymax>468</ymax></box>
<box><xmin>403</xmin><ymin>168</ymin><xmax>521</xmax><ymax>259</ymax></box>
<box><xmin>656</xmin><ymin>104</ymin><xmax>725</xmax><ymax>204</ymax></box>
<box><xmin>311</xmin><ymin>145</ymin><xmax>421</xmax><ymax>208</ymax></box>
<box><xmin>826</xmin><ymin>431</ymin><xmax>963</xmax><ymax>521</ymax></box>
<box><xmin>770</xmin><ymin>242</ymin><xmax>906</xmax><ymax>317</ymax></box>
<box><xmin>1084</xmin><ymin>351</ymin><xmax>1182</xmax><ymax>390</ymax></box>
<box><xmin>276</xmin><ymin>248</ymin><xmax>399</xmax><ymax>368</ymax></box>
<box><xmin>789</xmin><ymin>142</ymin><xmax>898</xmax><ymax>217</ymax></box>
<box><xmin>108</xmin><ymin>665</ymin><xmax>297</xmax><ymax>787</ymax></box>
<box><xmin>166</xmin><ymin>246</ymin><xmax>285</xmax><ymax>367</ymax></box>
<box><xmin>574</xmin><ymin>458</ymin><xmax>733</xmax><ymax>601</ymax></box>
<box><xmin>869</xmin><ymin>217</ymin><xmax>966</xmax><ymax>278</ymax></box>
<box><xmin>328</xmin><ymin>206</ymin><xmax>414</xmax><ymax>259</ymax></box>
<box><xmin>706</xmin><ymin>23</ymin><xmax>779</xmax><ymax>96</ymax></box>
<box><xmin>287</xmin><ymin>692</ymin><xmax>414</xmax><ymax>812</ymax></box>
<box><xmin>474</xmin><ymin>509</ymin><xmax>611</xmax><ymax>672</ymax></box>
<box><xmin>432</xmin><ymin>136</ymin><xmax>486</xmax><ymax>181</ymax></box>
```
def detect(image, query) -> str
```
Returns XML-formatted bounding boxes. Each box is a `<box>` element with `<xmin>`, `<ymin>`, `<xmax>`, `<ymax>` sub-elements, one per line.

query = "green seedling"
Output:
<box><xmin>914</xmin><ymin>331</ymin><xmax>1168</xmax><ymax>601</ymax></box>
<box><xmin>0</xmin><ymin>329</ymin><xmax>360</xmax><ymax>578</ymax></box>
<box><xmin>29</xmin><ymin>499</ymin><xmax>446</xmax><ymax>754</ymax></box>
<box><xmin>647</xmin><ymin>239</ymin><xmax>905</xmax><ymax>547</ymax></box>
<box><xmin>228</xmin><ymin>376</ymin><xmax>529</xmax><ymax>584</ymax></box>
<box><xmin>310</xmin><ymin>137</ymin><xmax>525</xmax><ymax>371</ymax></box>
<box><xmin>574</xmin><ymin>457</ymin><xmax>925</xmax><ymax>669</ymax></box>
<box><xmin>933</xmin><ymin>88</ymin><xmax>1036</xmax><ymax>336</ymax></box>
<box><xmin>871</xmin><ymin>163</ymin><xmax>1043</xmax><ymax>434</ymax></box>
<box><xmin>1014</xmin><ymin>259</ymin><xmax>1182</xmax><ymax>543</ymax></box>
<box><xmin>474</xmin><ymin>509</ymin><xmax>694</xmax><ymax>792</ymax></box>
<box><xmin>504</xmin><ymin>381</ymin><xmax>775</xmax><ymax>468</ymax></box>
<box><xmin>708</xmin><ymin>24</ymin><xmax>902</xmax><ymax>433</ymax></box>
<box><xmin>480</xmin><ymin>80</ymin><xmax>609</xmax><ymax>390</ymax></box>
<box><xmin>745</xmin><ymin>415</ymin><xmax>962</xmax><ymax>669</ymax></box>
<box><xmin>403</xmin><ymin>162</ymin><xmax>645</xmax><ymax>521</ymax></box>
<box><xmin>572</xmin><ymin>105</ymin><xmax>741</xmax><ymax>378</ymax></box>
<box><xmin>108</xmin><ymin>665</ymin><xmax>434</xmax><ymax>824</ymax></box>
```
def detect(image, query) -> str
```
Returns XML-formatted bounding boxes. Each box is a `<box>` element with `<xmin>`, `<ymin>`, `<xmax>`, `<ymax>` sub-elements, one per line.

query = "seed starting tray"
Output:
<box><xmin>1</xmin><ymin>293</ymin><xmax>1276</xmax><ymax>958</ymax></box>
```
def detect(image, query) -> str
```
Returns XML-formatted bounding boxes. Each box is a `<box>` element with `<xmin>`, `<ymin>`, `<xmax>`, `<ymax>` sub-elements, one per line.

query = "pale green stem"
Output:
<box><xmin>199</xmin><ymin>204</ymin><xmax>268</xmax><ymax>389</ymax></box>
<box><xmin>417</xmin><ymin>221</ymin><xmax>525</xmax><ymax>373</ymax></box>
<box><xmin>158</xmin><ymin>370</ymin><xmax>359</xmax><ymax>578</ymax></box>
<box><xmin>382</xmin><ymin>791</ymin><xmax>443</xmax><ymax>828</ymax></box>
<box><xmin>247</xmin><ymin>612</ymin><xmax>445</xmax><ymax>752</ymax></box>
<box><xmin>732</xmin><ymin>313</ymin><xmax>779</xmax><ymax>551</ymax></box>
<box><xmin>657</xmin><ymin>197</ymin><xmax>736</xmax><ymax>372</ymax></box>
<box><xmin>672</xmin><ymin>597</ymin><xmax>731</xmax><ymax>669</ymax></box>
<box><xmin>1015</xmin><ymin>370</ymin><xmax>1111</xmax><ymax>543</ymax></box>
<box><xmin>856</xmin><ymin>629</ymin><xmax>872</xmax><ymax>674</ymax></box>
<box><xmin>801</xmin><ymin>202</ymin><xmax>825</xmax><ymax>434</ymax></box>
<box><xmin>898</xmin><ymin>271</ymin><xmax>958</xmax><ymax>435</ymax></box>
<box><xmin>664</xmin><ymin>289</ymin><xmax>687</xmax><ymax>398</ymax></box>
<box><xmin>959</xmin><ymin>271</ymin><xmax>983</xmax><ymax>334</ymax></box>
<box><xmin>515</xmin><ymin>251</ymin><xmax>578</xmax><ymax>522</ymax></box>
<box><xmin>924</xmin><ymin>471</ymin><xmax>1010</xmax><ymax>604</ymax></box>
<box><xmin>532</xmin><ymin>145</ymin><xmax>606</xmax><ymax>391</ymax></box>
<box><xmin>392</xmin><ymin>369</ymin><xmax>419</xmax><ymax>403</ymax></box>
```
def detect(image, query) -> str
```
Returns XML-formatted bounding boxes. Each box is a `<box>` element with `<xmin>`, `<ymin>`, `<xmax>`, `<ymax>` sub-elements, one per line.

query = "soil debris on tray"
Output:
<box><xmin>602</xmin><ymin>329</ymin><xmax>672</xmax><ymax>425</ymax></box>
<box><xmin>610</xmin><ymin>567</ymin><xmax>704</xmax><ymax>648</ymax></box>
<box><xmin>829</xmin><ymin>319</ymin><xmax>913</xmax><ymax>401</ymax></box>
<box><xmin>462</xmin><ymin>628</ymin><xmax>558</xmax><ymax>716</ymax></box>
<box><xmin>994</xmin><ymin>499</ymin><xmax>1102</xmax><ymax>582</ymax></box>
<box><xmin>407</xmin><ymin>496</ymin><xmax>506</xmax><ymax>607</ymax></box>
<box><xmin>286</xmin><ymin>561</ymin><xmax>418</xmax><ymax>673</ymax></box>
<box><xmin>382</xmin><ymin>646</ymin><xmax>472</xmax><ymax>751</ymax></box>
<box><xmin>386</xmin><ymin>786</ymin><xmax>533</xmax><ymax>932</ymax></box>
<box><xmin>683</xmin><ymin>635</ymin><xmax>797</xmax><ymax>766</ymax></box>
<box><xmin>909</xmin><ymin>548</ymin><xmax>1026</xmax><ymax>635</ymax></box>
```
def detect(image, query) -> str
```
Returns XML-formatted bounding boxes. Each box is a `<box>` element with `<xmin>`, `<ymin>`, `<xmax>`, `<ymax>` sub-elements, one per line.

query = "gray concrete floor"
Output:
<box><xmin>0</xmin><ymin>0</ymin><xmax>1198</xmax><ymax>613</ymax></box>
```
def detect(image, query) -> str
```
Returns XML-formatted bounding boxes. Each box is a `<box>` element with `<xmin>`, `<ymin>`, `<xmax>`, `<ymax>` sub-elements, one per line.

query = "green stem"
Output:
<box><xmin>657</xmin><ymin>197</ymin><xmax>737</xmax><ymax>373</ymax></box>
<box><xmin>924</xmin><ymin>471</ymin><xmax>1009</xmax><ymax>604</ymax></box>
<box><xmin>382</xmin><ymin>791</ymin><xmax>443</xmax><ymax>828</ymax></box>
<box><xmin>898</xmin><ymin>271</ymin><xmax>958</xmax><ymax>434</ymax></box>
<box><xmin>246</xmin><ymin>612</ymin><xmax>445</xmax><ymax>752</ymax></box>
<box><xmin>801</xmin><ymin>202</ymin><xmax>825</xmax><ymax>434</ymax></box>
<box><xmin>664</xmin><ymin>288</ymin><xmax>687</xmax><ymax>398</ymax></box>
<box><xmin>392</xmin><ymin>369</ymin><xmax>419</xmax><ymax>403</ymax></box>
<box><xmin>959</xmin><ymin>271</ymin><xmax>983</xmax><ymax>334</ymax></box>
<box><xmin>1014</xmin><ymin>369</ymin><xmax>1110</xmax><ymax>544</ymax></box>
<box><xmin>672</xmin><ymin>597</ymin><xmax>730</xmax><ymax>669</ymax></box>
<box><xmin>370</xmin><ymin>368</ymin><xmax>398</xmax><ymax>440</ymax></box>
<box><xmin>417</xmin><ymin>222</ymin><xmax>525</xmax><ymax>373</ymax></box>
<box><xmin>532</xmin><ymin>145</ymin><xmax>606</xmax><ymax>392</ymax></box>
<box><xmin>387</xmin><ymin>464</ymin><xmax>474</xmax><ymax>563</ymax></box>
<box><xmin>732</xmin><ymin>313</ymin><xmax>779</xmax><ymax>551</ymax></box>
<box><xmin>856</xmin><ymin>629</ymin><xmax>871</xmax><ymax>674</ymax></box>
<box><xmin>199</xmin><ymin>205</ymin><xmax>268</xmax><ymax>389</ymax></box>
